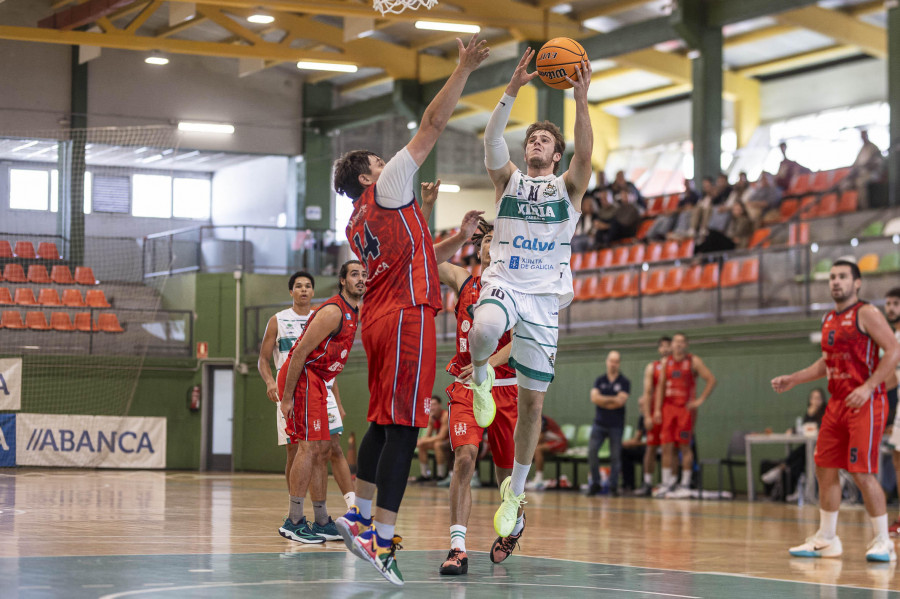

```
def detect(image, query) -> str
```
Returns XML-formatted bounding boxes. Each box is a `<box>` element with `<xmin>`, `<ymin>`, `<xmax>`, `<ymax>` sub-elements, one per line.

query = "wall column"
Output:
<box><xmin>888</xmin><ymin>4</ymin><xmax>900</xmax><ymax>207</ymax></box>
<box><xmin>58</xmin><ymin>46</ymin><xmax>86</xmax><ymax>264</ymax></box>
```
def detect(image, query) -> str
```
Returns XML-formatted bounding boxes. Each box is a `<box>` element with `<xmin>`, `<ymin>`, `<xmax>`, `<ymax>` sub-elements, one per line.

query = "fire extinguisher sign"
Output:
<box><xmin>196</xmin><ymin>342</ymin><xmax>209</xmax><ymax>359</ymax></box>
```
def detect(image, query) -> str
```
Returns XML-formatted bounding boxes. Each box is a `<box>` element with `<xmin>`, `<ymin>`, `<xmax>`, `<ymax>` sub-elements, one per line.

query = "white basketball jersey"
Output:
<box><xmin>273</xmin><ymin>306</ymin><xmax>334</xmax><ymax>391</ymax></box>
<box><xmin>481</xmin><ymin>170</ymin><xmax>579</xmax><ymax>307</ymax></box>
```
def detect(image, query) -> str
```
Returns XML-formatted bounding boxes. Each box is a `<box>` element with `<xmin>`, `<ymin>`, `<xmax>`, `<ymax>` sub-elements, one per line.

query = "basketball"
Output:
<box><xmin>536</xmin><ymin>37</ymin><xmax>587</xmax><ymax>90</ymax></box>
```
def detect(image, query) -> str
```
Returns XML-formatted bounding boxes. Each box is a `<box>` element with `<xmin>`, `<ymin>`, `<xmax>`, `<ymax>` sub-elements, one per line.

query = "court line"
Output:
<box><xmin>98</xmin><ymin>579</ymin><xmax>702</xmax><ymax>599</ymax></box>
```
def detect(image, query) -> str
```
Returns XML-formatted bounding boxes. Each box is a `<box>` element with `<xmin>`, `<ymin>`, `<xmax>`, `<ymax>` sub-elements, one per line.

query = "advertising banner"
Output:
<box><xmin>0</xmin><ymin>358</ymin><xmax>22</xmax><ymax>410</ymax></box>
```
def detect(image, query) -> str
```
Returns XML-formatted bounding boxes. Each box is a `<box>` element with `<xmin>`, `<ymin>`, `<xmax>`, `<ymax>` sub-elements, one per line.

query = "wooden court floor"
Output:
<box><xmin>1</xmin><ymin>469</ymin><xmax>899</xmax><ymax>598</ymax></box>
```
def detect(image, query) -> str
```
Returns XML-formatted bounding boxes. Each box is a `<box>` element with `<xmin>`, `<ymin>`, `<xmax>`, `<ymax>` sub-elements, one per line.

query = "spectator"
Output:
<box><xmin>774</xmin><ymin>141</ymin><xmax>811</xmax><ymax>192</ymax></box>
<box><xmin>840</xmin><ymin>129</ymin><xmax>885</xmax><ymax>209</ymax></box>
<box><xmin>527</xmin><ymin>415</ymin><xmax>569</xmax><ymax>490</ymax></box>
<box><xmin>587</xmin><ymin>351</ymin><xmax>631</xmax><ymax>496</ymax></box>
<box><xmin>595</xmin><ymin>186</ymin><xmax>640</xmax><ymax>247</ymax></box>
<box><xmin>609</xmin><ymin>170</ymin><xmax>646</xmax><ymax>214</ymax></box>
<box><xmin>695</xmin><ymin>201</ymin><xmax>754</xmax><ymax>254</ymax></box>
<box><xmin>572</xmin><ymin>195</ymin><xmax>601</xmax><ymax>252</ymax></box>
<box><xmin>415</xmin><ymin>396</ymin><xmax>449</xmax><ymax>482</ymax></box>
<box><xmin>711</xmin><ymin>173</ymin><xmax>733</xmax><ymax>206</ymax></box>
<box><xmin>746</xmin><ymin>172</ymin><xmax>782</xmax><ymax>225</ymax></box>
<box><xmin>646</xmin><ymin>179</ymin><xmax>698</xmax><ymax>242</ymax></box>
<box><xmin>724</xmin><ymin>172</ymin><xmax>751</xmax><ymax>208</ymax></box>
<box><xmin>682</xmin><ymin>176</ymin><xmax>715</xmax><ymax>241</ymax></box>
<box><xmin>706</xmin><ymin>173</ymin><xmax>735</xmax><ymax>233</ymax></box>
<box><xmin>760</xmin><ymin>388</ymin><xmax>827</xmax><ymax>501</ymax></box>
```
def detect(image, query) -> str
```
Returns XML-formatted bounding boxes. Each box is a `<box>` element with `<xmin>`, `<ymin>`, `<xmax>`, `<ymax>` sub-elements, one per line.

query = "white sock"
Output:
<box><xmin>473</xmin><ymin>363</ymin><xmax>488</xmax><ymax>385</ymax></box>
<box><xmin>532</xmin><ymin>471</ymin><xmax>544</xmax><ymax>484</ymax></box>
<box><xmin>680</xmin><ymin>469</ymin><xmax>692</xmax><ymax>487</ymax></box>
<box><xmin>511</xmin><ymin>514</ymin><xmax>525</xmax><ymax>536</ymax></box>
<box><xmin>662</xmin><ymin>468</ymin><xmax>674</xmax><ymax>487</ymax></box>
<box><xmin>871</xmin><ymin>514</ymin><xmax>889</xmax><ymax>541</ymax></box>
<box><xmin>450</xmin><ymin>524</ymin><xmax>467</xmax><ymax>551</ymax></box>
<box><xmin>374</xmin><ymin>520</ymin><xmax>395</xmax><ymax>542</ymax></box>
<box><xmin>343</xmin><ymin>492</ymin><xmax>356</xmax><ymax>510</ymax></box>
<box><xmin>643</xmin><ymin>473</ymin><xmax>653</xmax><ymax>485</ymax></box>
<box><xmin>510</xmin><ymin>460</ymin><xmax>531</xmax><ymax>496</ymax></box>
<box><xmin>356</xmin><ymin>496</ymin><xmax>373</xmax><ymax>520</ymax></box>
<box><xmin>818</xmin><ymin>509</ymin><xmax>838</xmax><ymax>540</ymax></box>
<box><xmin>437</xmin><ymin>464</ymin><xmax>447</xmax><ymax>478</ymax></box>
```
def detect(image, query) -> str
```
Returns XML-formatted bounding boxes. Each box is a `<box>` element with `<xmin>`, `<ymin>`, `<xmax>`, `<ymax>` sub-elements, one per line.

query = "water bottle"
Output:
<box><xmin>797</xmin><ymin>473</ymin><xmax>805</xmax><ymax>506</ymax></box>
<box><xmin>795</xmin><ymin>416</ymin><xmax>803</xmax><ymax>434</ymax></box>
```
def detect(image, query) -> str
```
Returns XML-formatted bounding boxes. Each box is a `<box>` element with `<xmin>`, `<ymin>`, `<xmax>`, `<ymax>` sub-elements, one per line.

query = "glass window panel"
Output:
<box><xmin>173</xmin><ymin>177</ymin><xmax>211</xmax><ymax>219</ymax></box>
<box><xmin>132</xmin><ymin>174</ymin><xmax>172</xmax><ymax>218</ymax></box>
<box><xmin>10</xmin><ymin>168</ymin><xmax>49</xmax><ymax>210</ymax></box>
<box><xmin>50</xmin><ymin>169</ymin><xmax>58</xmax><ymax>213</ymax></box>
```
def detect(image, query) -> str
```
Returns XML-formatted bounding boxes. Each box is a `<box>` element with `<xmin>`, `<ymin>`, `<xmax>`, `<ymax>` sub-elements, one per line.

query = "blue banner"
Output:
<box><xmin>0</xmin><ymin>414</ymin><xmax>15</xmax><ymax>467</ymax></box>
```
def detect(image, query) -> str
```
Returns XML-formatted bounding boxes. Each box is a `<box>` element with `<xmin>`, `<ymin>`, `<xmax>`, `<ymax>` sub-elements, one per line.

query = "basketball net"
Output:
<box><xmin>372</xmin><ymin>0</ymin><xmax>438</xmax><ymax>15</ymax></box>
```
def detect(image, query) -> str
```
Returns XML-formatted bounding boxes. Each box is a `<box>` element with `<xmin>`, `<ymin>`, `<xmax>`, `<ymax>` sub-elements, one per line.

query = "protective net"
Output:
<box><xmin>0</xmin><ymin>125</ymin><xmax>192</xmax><ymax>467</ymax></box>
<box><xmin>373</xmin><ymin>0</ymin><xmax>438</xmax><ymax>15</ymax></box>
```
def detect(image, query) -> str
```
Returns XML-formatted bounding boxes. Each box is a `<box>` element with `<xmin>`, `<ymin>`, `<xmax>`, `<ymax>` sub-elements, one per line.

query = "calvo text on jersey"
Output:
<box><xmin>512</xmin><ymin>235</ymin><xmax>555</xmax><ymax>252</ymax></box>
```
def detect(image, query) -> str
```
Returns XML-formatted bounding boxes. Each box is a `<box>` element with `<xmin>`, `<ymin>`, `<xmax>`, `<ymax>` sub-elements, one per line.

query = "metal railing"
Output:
<box><xmin>142</xmin><ymin>225</ymin><xmax>343</xmax><ymax>279</ymax></box>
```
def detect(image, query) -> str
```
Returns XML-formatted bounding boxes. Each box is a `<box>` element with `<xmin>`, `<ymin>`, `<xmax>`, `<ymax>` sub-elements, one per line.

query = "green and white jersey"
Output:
<box><xmin>273</xmin><ymin>307</ymin><xmax>310</xmax><ymax>371</ymax></box>
<box><xmin>481</xmin><ymin>170</ymin><xmax>579</xmax><ymax>307</ymax></box>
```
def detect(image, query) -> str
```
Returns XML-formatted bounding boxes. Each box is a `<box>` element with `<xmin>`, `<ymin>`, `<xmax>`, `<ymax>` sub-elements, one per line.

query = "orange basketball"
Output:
<box><xmin>536</xmin><ymin>37</ymin><xmax>587</xmax><ymax>90</ymax></box>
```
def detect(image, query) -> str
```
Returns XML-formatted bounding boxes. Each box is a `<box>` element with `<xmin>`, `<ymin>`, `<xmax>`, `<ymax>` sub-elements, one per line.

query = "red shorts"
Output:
<box><xmin>363</xmin><ymin>306</ymin><xmax>437</xmax><ymax>428</ymax></box>
<box><xmin>280</xmin><ymin>369</ymin><xmax>330</xmax><ymax>443</ymax></box>
<box><xmin>815</xmin><ymin>393</ymin><xmax>887</xmax><ymax>473</ymax></box>
<box><xmin>660</xmin><ymin>403</ymin><xmax>694</xmax><ymax>445</ymax></box>
<box><xmin>445</xmin><ymin>380</ymin><xmax>518</xmax><ymax>469</ymax></box>
<box><xmin>645</xmin><ymin>419</ymin><xmax>662</xmax><ymax>446</ymax></box>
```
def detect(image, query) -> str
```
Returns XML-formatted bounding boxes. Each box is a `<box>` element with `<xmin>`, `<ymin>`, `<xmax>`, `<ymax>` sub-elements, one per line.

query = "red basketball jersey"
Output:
<box><xmin>821</xmin><ymin>301</ymin><xmax>883</xmax><ymax>401</ymax></box>
<box><xmin>345</xmin><ymin>184</ymin><xmax>442</xmax><ymax>328</ymax></box>
<box><xmin>651</xmin><ymin>359</ymin><xmax>662</xmax><ymax>388</ymax></box>
<box><xmin>663</xmin><ymin>354</ymin><xmax>695</xmax><ymax>407</ymax></box>
<box><xmin>280</xmin><ymin>293</ymin><xmax>359</xmax><ymax>386</ymax></box>
<box><xmin>446</xmin><ymin>275</ymin><xmax>516</xmax><ymax>380</ymax></box>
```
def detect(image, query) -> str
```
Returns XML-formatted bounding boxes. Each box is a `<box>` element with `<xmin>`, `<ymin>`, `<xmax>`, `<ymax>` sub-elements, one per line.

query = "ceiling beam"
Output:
<box><xmin>724</xmin><ymin>24</ymin><xmax>797</xmax><ymax>47</ymax></box>
<box><xmin>574</xmin><ymin>0</ymin><xmax>656</xmax><ymax>21</ymax></box>
<box><xmin>579</xmin><ymin>16</ymin><xmax>678</xmax><ymax>60</ymax></box>
<box><xmin>597</xmin><ymin>83</ymin><xmax>692</xmax><ymax>109</ymax></box>
<box><xmin>155</xmin><ymin>15</ymin><xmax>208</xmax><ymax>38</ymax></box>
<box><xmin>734</xmin><ymin>44</ymin><xmax>862</xmax><ymax>77</ymax></box>
<box><xmin>338</xmin><ymin>73</ymin><xmax>392</xmax><ymax>94</ymax></box>
<box><xmin>123</xmin><ymin>0</ymin><xmax>161</xmax><ymax>34</ymax></box>
<box><xmin>39</xmin><ymin>0</ymin><xmax>135</xmax><ymax>30</ymax></box>
<box><xmin>707</xmin><ymin>0</ymin><xmax>820</xmax><ymax>27</ymax></box>
<box><xmin>437</xmin><ymin>0</ymin><xmax>582</xmax><ymax>40</ymax></box>
<box><xmin>198</xmin><ymin>5</ymin><xmax>268</xmax><ymax>45</ymax></box>
<box><xmin>775</xmin><ymin>5</ymin><xmax>887</xmax><ymax>59</ymax></box>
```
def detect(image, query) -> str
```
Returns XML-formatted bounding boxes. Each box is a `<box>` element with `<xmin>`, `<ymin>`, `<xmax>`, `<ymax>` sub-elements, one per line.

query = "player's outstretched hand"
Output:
<box><xmin>266</xmin><ymin>382</ymin><xmax>279</xmax><ymax>403</ymax></box>
<box><xmin>507</xmin><ymin>47</ymin><xmax>540</xmax><ymax>94</ymax></box>
<box><xmin>457</xmin><ymin>35</ymin><xmax>490</xmax><ymax>73</ymax></box>
<box><xmin>771</xmin><ymin>375</ymin><xmax>795</xmax><ymax>393</ymax></box>
<box><xmin>565</xmin><ymin>59</ymin><xmax>592</xmax><ymax>101</ymax></box>
<box><xmin>845</xmin><ymin>383</ymin><xmax>873</xmax><ymax>409</ymax></box>
<box><xmin>459</xmin><ymin>209</ymin><xmax>485</xmax><ymax>239</ymax></box>
<box><xmin>421</xmin><ymin>179</ymin><xmax>441</xmax><ymax>207</ymax></box>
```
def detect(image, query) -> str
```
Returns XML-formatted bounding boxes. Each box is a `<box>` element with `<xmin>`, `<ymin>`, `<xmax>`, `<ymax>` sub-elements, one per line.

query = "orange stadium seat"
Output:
<box><xmin>582</xmin><ymin>250</ymin><xmax>600</xmax><ymax>270</ymax></box>
<box><xmin>739</xmin><ymin>258</ymin><xmax>760</xmax><ymax>284</ymax></box>
<box><xmin>661</xmin><ymin>241</ymin><xmax>679</xmax><ymax>261</ymax></box>
<box><xmin>1</xmin><ymin>310</ymin><xmax>26</xmax><ymax>330</ymax></box>
<box><xmin>677</xmin><ymin>239</ymin><xmax>694</xmax><ymax>259</ymax></box>
<box><xmin>662</xmin><ymin>267</ymin><xmax>685</xmax><ymax>293</ymax></box>
<box><xmin>627</xmin><ymin>244</ymin><xmax>645</xmax><ymax>265</ymax></box>
<box><xmin>837</xmin><ymin>190</ymin><xmax>858</xmax><ymax>214</ymax></box>
<box><xmin>786</xmin><ymin>174</ymin><xmax>810</xmax><ymax>197</ymax></box>
<box><xmin>570</xmin><ymin>252</ymin><xmax>584</xmax><ymax>271</ymax></box>
<box><xmin>3</xmin><ymin>264</ymin><xmax>27</xmax><ymax>283</ymax></box>
<box><xmin>596</xmin><ymin>249</ymin><xmax>613</xmax><ymax>269</ymax></box>
<box><xmin>779</xmin><ymin>199</ymin><xmax>800</xmax><ymax>221</ymax></box>
<box><xmin>635</xmin><ymin>219</ymin><xmax>654</xmax><ymax>241</ymax></box>
<box><xmin>610</xmin><ymin>272</ymin><xmax>633</xmax><ymax>299</ymax></box>
<box><xmin>85</xmin><ymin>289</ymin><xmax>111</xmax><ymax>308</ymax></box>
<box><xmin>74</xmin><ymin>266</ymin><xmax>98</xmax><ymax>285</ymax></box>
<box><xmin>810</xmin><ymin>171</ymin><xmax>832</xmax><ymax>192</ymax></box>
<box><xmin>798</xmin><ymin>195</ymin><xmax>817</xmax><ymax>220</ymax></box>
<box><xmin>14</xmin><ymin>288</ymin><xmax>38</xmax><ymax>306</ymax></box>
<box><xmin>0</xmin><ymin>287</ymin><xmax>12</xmax><ymax>305</ymax></box>
<box><xmin>643</xmin><ymin>270</ymin><xmax>666</xmax><ymax>296</ymax></box>
<box><xmin>74</xmin><ymin>313</ymin><xmax>93</xmax><ymax>332</ymax></box>
<box><xmin>788</xmin><ymin>222</ymin><xmax>809</xmax><ymax>247</ymax></box>
<box><xmin>645</xmin><ymin>242</ymin><xmax>663</xmax><ymax>263</ymax></box>
<box><xmin>50</xmin><ymin>312</ymin><xmax>76</xmax><ymax>332</ymax></box>
<box><xmin>25</xmin><ymin>311</ymin><xmax>50</xmax><ymax>330</ymax></box>
<box><xmin>858</xmin><ymin>254</ymin><xmax>879</xmax><ymax>273</ymax></box>
<box><xmin>612</xmin><ymin>247</ymin><xmax>630</xmax><ymax>267</ymax></box>
<box><xmin>37</xmin><ymin>242</ymin><xmax>62</xmax><ymax>260</ymax></box>
<box><xmin>0</xmin><ymin>240</ymin><xmax>13</xmax><ymax>259</ymax></box>
<box><xmin>815</xmin><ymin>193</ymin><xmax>838</xmax><ymax>219</ymax></box>
<box><xmin>698</xmin><ymin>262</ymin><xmax>720</xmax><ymax>290</ymax></box>
<box><xmin>748</xmin><ymin>228</ymin><xmax>771</xmax><ymax>249</ymax></box>
<box><xmin>572</xmin><ymin>277</ymin><xmax>585</xmax><ymax>301</ymax></box>
<box><xmin>720</xmin><ymin>261</ymin><xmax>742</xmax><ymax>288</ymax></box>
<box><xmin>680</xmin><ymin>265</ymin><xmax>703</xmax><ymax>292</ymax></box>
<box><xmin>596</xmin><ymin>275</ymin><xmax>614</xmax><ymax>300</ymax></box>
<box><xmin>27</xmin><ymin>265</ymin><xmax>51</xmax><ymax>284</ymax></box>
<box><xmin>14</xmin><ymin>241</ymin><xmax>36</xmax><ymax>259</ymax></box>
<box><xmin>62</xmin><ymin>289</ymin><xmax>86</xmax><ymax>307</ymax></box>
<box><xmin>662</xmin><ymin>195</ymin><xmax>680</xmax><ymax>213</ymax></box>
<box><xmin>575</xmin><ymin>276</ymin><xmax>598</xmax><ymax>302</ymax></box>
<box><xmin>38</xmin><ymin>288</ymin><xmax>62</xmax><ymax>306</ymax></box>
<box><xmin>831</xmin><ymin>168</ymin><xmax>851</xmax><ymax>187</ymax></box>
<box><xmin>97</xmin><ymin>313</ymin><xmax>125</xmax><ymax>333</ymax></box>
<box><xmin>646</xmin><ymin>197</ymin><xmax>664</xmax><ymax>216</ymax></box>
<box><xmin>51</xmin><ymin>265</ymin><xmax>76</xmax><ymax>285</ymax></box>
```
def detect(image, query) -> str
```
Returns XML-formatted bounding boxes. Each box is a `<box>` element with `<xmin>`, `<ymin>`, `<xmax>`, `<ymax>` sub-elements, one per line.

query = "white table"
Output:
<box><xmin>745</xmin><ymin>432</ymin><xmax>817</xmax><ymax>503</ymax></box>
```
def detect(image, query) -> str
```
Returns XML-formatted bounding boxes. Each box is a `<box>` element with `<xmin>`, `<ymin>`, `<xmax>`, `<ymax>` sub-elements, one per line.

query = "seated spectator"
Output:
<box><xmin>712</xmin><ymin>173</ymin><xmax>733</xmax><ymax>206</ymax></box>
<box><xmin>415</xmin><ymin>396</ymin><xmax>449</xmax><ymax>482</ymax></box>
<box><xmin>527</xmin><ymin>414</ymin><xmax>569</xmax><ymax>490</ymax></box>
<box><xmin>646</xmin><ymin>179</ymin><xmax>698</xmax><ymax>241</ymax></box>
<box><xmin>839</xmin><ymin>129</ymin><xmax>885</xmax><ymax>209</ymax></box>
<box><xmin>707</xmin><ymin>173</ymin><xmax>735</xmax><ymax>233</ymax></box>
<box><xmin>682</xmin><ymin>176</ymin><xmax>715</xmax><ymax>241</ymax></box>
<box><xmin>595</xmin><ymin>187</ymin><xmax>640</xmax><ymax>247</ymax></box>
<box><xmin>724</xmin><ymin>172</ymin><xmax>751</xmax><ymax>207</ymax></box>
<box><xmin>746</xmin><ymin>172</ymin><xmax>782</xmax><ymax>225</ymax></box>
<box><xmin>760</xmin><ymin>388</ymin><xmax>827</xmax><ymax>501</ymax></box>
<box><xmin>609</xmin><ymin>170</ymin><xmax>646</xmax><ymax>215</ymax></box>
<box><xmin>695</xmin><ymin>201</ymin><xmax>754</xmax><ymax>254</ymax></box>
<box><xmin>572</xmin><ymin>195</ymin><xmax>602</xmax><ymax>253</ymax></box>
<box><xmin>774</xmin><ymin>141</ymin><xmax>811</xmax><ymax>193</ymax></box>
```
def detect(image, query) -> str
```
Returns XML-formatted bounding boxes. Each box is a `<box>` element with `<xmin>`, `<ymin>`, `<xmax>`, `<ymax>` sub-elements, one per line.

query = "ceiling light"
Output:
<box><xmin>296</xmin><ymin>61</ymin><xmax>358</xmax><ymax>73</ymax></box>
<box><xmin>406</xmin><ymin>121</ymin><xmax>417</xmax><ymax>130</ymax></box>
<box><xmin>415</xmin><ymin>20</ymin><xmax>480</xmax><ymax>33</ymax></box>
<box><xmin>145</xmin><ymin>56</ymin><xmax>169</xmax><ymax>65</ymax></box>
<box><xmin>177</xmin><ymin>121</ymin><xmax>235</xmax><ymax>134</ymax></box>
<box><xmin>12</xmin><ymin>140</ymin><xmax>39</xmax><ymax>152</ymax></box>
<box><xmin>247</xmin><ymin>14</ymin><xmax>275</xmax><ymax>24</ymax></box>
<box><xmin>141</xmin><ymin>154</ymin><xmax>164</xmax><ymax>164</ymax></box>
<box><xmin>438</xmin><ymin>184</ymin><xmax>460</xmax><ymax>193</ymax></box>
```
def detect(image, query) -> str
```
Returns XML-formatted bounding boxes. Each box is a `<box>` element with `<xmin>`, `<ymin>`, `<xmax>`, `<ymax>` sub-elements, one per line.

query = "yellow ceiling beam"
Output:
<box><xmin>724</xmin><ymin>24</ymin><xmax>798</xmax><ymax>48</ymax></box>
<box><xmin>575</xmin><ymin>0</ymin><xmax>654</xmax><ymax>21</ymax></box>
<box><xmin>735</xmin><ymin>44</ymin><xmax>861</xmax><ymax>77</ymax></box>
<box><xmin>198</xmin><ymin>5</ymin><xmax>267</xmax><ymax>45</ymax></box>
<box><xmin>155</xmin><ymin>15</ymin><xmax>208</xmax><ymax>37</ymax></box>
<box><xmin>124</xmin><ymin>0</ymin><xmax>162</xmax><ymax>34</ymax></box>
<box><xmin>597</xmin><ymin>84</ymin><xmax>692</xmax><ymax>109</ymax></box>
<box><xmin>775</xmin><ymin>5</ymin><xmax>886</xmax><ymax>59</ymax></box>
<box><xmin>615</xmin><ymin>48</ymin><xmax>691</xmax><ymax>84</ymax></box>
<box><xmin>109</xmin><ymin>1</ymin><xmax>152</xmax><ymax>21</ymax></box>
<box><xmin>448</xmin><ymin>106</ymin><xmax>483</xmax><ymax>123</ymax></box>
<box><xmin>441</xmin><ymin>0</ymin><xmax>582</xmax><ymax>40</ymax></box>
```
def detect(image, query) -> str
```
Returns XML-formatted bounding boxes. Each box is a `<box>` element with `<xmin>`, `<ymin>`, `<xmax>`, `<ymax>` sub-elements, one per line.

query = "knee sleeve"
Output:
<box><xmin>374</xmin><ymin>424</ymin><xmax>420</xmax><ymax>513</ymax></box>
<box><xmin>518</xmin><ymin>372</ymin><xmax>550</xmax><ymax>393</ymax></box>
<box><xmin>470</xmin><ymin>303</ymin><xmax>508</xmax><ymax>362</ymax></box>
<box><xmin>357</xmin><ymin>423</ymin><xmax>386</xmax><ymax>484</ymax></box>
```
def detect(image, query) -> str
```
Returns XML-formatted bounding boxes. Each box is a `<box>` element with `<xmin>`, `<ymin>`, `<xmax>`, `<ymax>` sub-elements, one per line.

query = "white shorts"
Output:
<box><xmin>477</xmin><ymin>284</ymin><xmax>559</xmax><ymax>385</ymax></box>
<box><xmin>276</xmin><ymin>388</ymin><xmax>343</xmax><ymax>446</ymax></box>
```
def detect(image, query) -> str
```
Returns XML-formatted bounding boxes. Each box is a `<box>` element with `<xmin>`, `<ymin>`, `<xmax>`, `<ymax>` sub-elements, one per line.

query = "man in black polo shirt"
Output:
<box><xmin>587</xmin><ymin>351</ymin><xmax>631</xmax><ymax>496</ymax></box>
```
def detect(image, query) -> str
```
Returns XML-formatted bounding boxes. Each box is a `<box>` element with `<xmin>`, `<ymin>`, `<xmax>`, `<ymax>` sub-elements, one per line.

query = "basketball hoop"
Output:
<box><xmin>372</xmin><ymin>0</ymin><xmax>438</xmax><ymax>16</ymax></box>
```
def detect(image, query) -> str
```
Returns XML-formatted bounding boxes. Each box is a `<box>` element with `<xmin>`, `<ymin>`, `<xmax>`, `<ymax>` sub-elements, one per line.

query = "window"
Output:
<box><xmin>334</xmin><ymin>193</ymin><xmax>355</xmax><ymax>243</ymax></box>
<box><xmin>9</xmin><ymin>168</ymin><xmax>49</xmax><ymax>210</ymax></box>
<box><xmin>132</xmin><ymin>174</ymin><xmax>172</xmax><ymax>218</ymax></box>
<box><xmin>49</xmin><ymin>171</ymin><xmax>92</xmax><ymax>213</ymax></box>
<box><xmin>93</xmin><ymin>175</ymin><xmax>130</xmax><ymax>213</ymax></box>
<box><xmin>173</xmin><ymin>178</ymin><xmax>211</xmax><ymax>219</ymax></box>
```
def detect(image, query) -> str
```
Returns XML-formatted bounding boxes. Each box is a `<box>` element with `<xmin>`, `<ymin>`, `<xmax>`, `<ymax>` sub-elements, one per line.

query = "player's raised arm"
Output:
<box><xmin>406</xmin><ymin>36</ymin><xmax>490</xmax><ymax>166</ymax></box>
<box><xmin>434</xmin><ymin>209</ymin><xmax>483</xmax><ymax>265</ymax></box>
<box><xmin>562</xmin><ymin>59</ymin><xmax>593</xmax><ymax>201</ymax></box>
<box><xmin>279</xmin><ymin>305</ymin><xmax>343</xmax><ymax>419</ymax></box>
<box><xmin>484</xmin><ymin>49</ymin><xmax>540</xmax><ymax>195</ymax></box>
<box><xmin>258</xmin><ymin>314</ymin><xmax>280</xmax><ymax>402</ymax></box>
